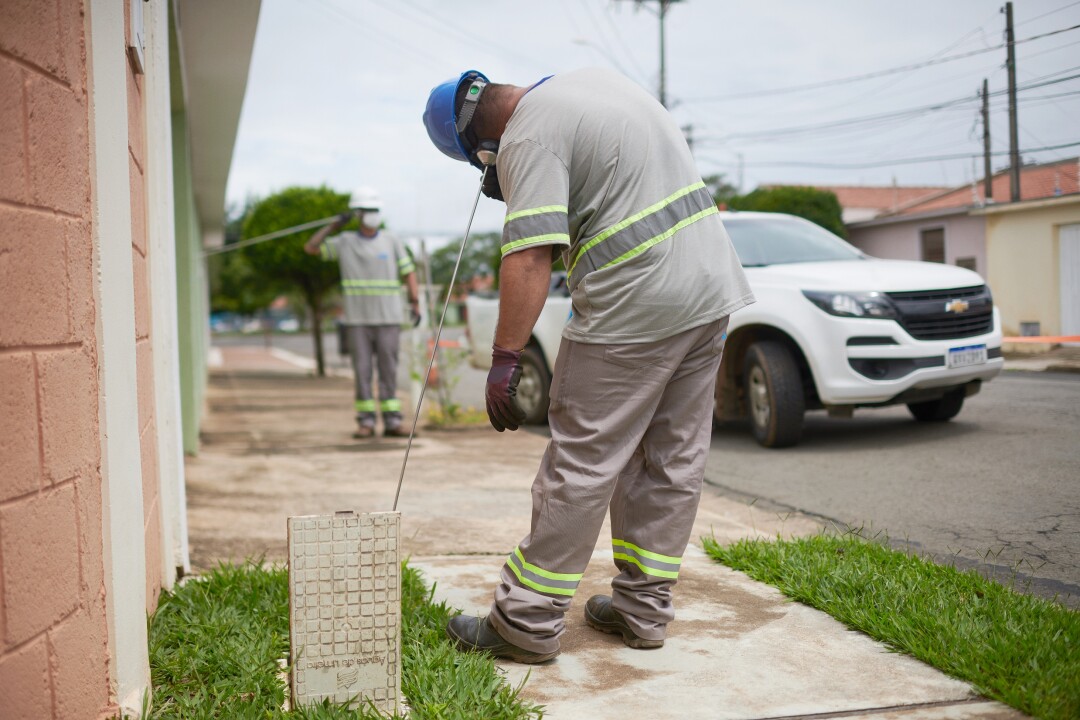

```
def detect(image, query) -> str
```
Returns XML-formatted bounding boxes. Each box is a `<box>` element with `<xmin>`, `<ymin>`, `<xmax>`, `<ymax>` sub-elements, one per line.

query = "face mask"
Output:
<box><xmin>361</xmin><ymin>211</ymin><xmax>381</xmax><ymax>230</ymax></box>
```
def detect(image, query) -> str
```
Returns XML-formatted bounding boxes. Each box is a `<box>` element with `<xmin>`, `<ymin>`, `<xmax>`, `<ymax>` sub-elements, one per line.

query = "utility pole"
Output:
<box><xmin>981</xmin><ymin>78</ymin><xmax>993</xmax><ymax>201</ymax></box>
<box><xmin>622</xmin><ymin>0</ymin><xmax>684</xmax><ymax>108</ymax></box>
<box><xmin>1004</xmin><ymin>2</ymin><xmax>1021</xmax><ymax>201</ymax></box>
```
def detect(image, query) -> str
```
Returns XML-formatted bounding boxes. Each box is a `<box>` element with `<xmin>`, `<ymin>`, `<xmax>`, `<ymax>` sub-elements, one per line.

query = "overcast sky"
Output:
<box><xmin>224</xmin><ymin>0</ymin><xmax>1080</xmax><ymax>242</ymax></box>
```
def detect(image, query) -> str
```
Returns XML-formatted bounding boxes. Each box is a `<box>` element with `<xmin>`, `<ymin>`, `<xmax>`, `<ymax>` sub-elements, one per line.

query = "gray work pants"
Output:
<box><xmin>488</xmin><ymin>317</ymin><xmax>729</xmax><ymax>654</ymax></box>
<box><xmin>344</xmin><ymin>324</ymin><xmax>402</xmax><ymax>429</ymax></box>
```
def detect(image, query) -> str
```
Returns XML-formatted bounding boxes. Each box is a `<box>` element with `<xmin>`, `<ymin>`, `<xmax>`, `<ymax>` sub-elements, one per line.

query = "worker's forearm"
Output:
<box><xmin>304</xmin><ymin>220</ymin><xmax>342</xmax><ymax>255</ymax></box>
<box><xmin>494</xmin><ymin>247</ymin><xmax>552</xmax><ymax>351</ymax></box>
<box><xmin>404</xmin><ymin>272</ymin><xmax>419</xmax><ymax>303</ymax></box>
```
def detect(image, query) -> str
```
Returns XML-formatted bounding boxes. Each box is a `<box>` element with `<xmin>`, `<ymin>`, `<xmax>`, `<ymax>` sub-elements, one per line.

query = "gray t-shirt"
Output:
<box><xmin>322</xmin><ymin>230</ymin><xmax>416</xmax><ymax>326</ymax></box>
<box><xmin>498</xmin><ymin>67</ymin><xmax>754</xmax><ymax>344</ymax></box>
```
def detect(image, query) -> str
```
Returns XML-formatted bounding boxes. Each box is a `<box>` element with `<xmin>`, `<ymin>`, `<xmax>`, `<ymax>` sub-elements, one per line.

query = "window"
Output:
<box><xmin>955</xmin><ymin>256</ymin><xmax>976</xmax><ymax>272</ymax></box>
<box><xmin>920</xmin><ymin>228</ymin><xmax>945</xmax><ymax>263</ymax></box>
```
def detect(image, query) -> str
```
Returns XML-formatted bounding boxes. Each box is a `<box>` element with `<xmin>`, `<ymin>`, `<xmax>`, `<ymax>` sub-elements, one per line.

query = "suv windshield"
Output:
<box><xmin>723</xmin><ymin>215</ymin><xmax>864</xmax><ymax>266</ymax></box>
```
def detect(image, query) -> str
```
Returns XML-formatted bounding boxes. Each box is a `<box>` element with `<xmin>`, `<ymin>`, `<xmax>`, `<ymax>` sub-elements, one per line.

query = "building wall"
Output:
<box><xmin>124</xmin><ymin>0</ymin><xmax>164</xmax><ymax>616</ymax></box>
<box><xmin>848</xmin><ymin>214</ymin><xmax>988</xmax><ymax>278</ymax></box>
<box><xmin>983</xmin><ymin>198</ymin><xmax>1080</xmax><ymax>336</ymax></box>
<box><xmin>0</xmin><ymin>1</ymin><xmax>116</xmax><ymax>718</ymax></box>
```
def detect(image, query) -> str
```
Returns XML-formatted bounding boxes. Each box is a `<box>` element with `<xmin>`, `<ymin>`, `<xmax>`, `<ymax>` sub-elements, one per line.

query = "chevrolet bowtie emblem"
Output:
<box><xmin>944</xmin><ymin>299</ymin><xmax>970</xmax><ymax>314</ymax></box>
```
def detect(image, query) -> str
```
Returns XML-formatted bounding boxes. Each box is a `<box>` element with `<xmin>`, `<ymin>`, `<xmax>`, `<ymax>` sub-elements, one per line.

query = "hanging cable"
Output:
<box><xmin>203</xmin><ymin>216</ymin><xmax>340</xmax><ymax>257</ymax></box>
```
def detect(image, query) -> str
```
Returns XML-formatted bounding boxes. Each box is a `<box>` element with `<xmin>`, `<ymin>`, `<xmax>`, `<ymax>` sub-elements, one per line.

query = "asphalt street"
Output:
<box><xmin>213</xmin><ymin>332</ymin><xmax>1079</xmax><ymax>607</ymax></box>
<box><xmin>706</xmin><ymin>370</ymin><xmax>1080</xmax><ymax>607</ymax></box>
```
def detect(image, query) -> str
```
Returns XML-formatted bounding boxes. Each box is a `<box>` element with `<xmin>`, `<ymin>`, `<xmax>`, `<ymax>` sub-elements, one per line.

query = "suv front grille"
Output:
<box><xmin>885</xmin><ymin>285</ymin><xmax>993</xmax><ymax>341</ymax></box>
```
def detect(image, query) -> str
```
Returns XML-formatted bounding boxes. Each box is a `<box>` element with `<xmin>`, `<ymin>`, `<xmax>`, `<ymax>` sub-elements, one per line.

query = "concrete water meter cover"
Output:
<box><xmin>288</xmin><ymin>511</ymin><xmax>401</xmax><ymax>712</ymax></box>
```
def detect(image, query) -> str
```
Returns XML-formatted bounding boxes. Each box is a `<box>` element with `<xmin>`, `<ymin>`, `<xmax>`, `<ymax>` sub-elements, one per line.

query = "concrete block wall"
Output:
<box><xmin>0</xmin><ymin>2</ymin><xmax>118</xmax><ymax>718</ymax></box>
<box><xmin>124</xmin><ymin>0</ymin><xmax>163</xmax><ymax>616</ymax></box>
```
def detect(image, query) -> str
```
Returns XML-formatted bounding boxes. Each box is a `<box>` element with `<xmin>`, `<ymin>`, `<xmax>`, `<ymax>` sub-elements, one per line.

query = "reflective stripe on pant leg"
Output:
<box><xmin>374</xmin><ymin>325</ymin><xmax>402</xmax><ymax>427</ymax></box>
<box><xmin>609</xmin><ymin>317</ymin><xmax>729</xmax><ymax>639</ymax></box>
<box><xmin>348</xmin><ymin>325</ymin><xmax>377</xmax><ymax>425</ymax></box>
<box><xmin>488</xmin><ymin>337</ymin><xmax>669</xmax><ymax>654</ymax></box>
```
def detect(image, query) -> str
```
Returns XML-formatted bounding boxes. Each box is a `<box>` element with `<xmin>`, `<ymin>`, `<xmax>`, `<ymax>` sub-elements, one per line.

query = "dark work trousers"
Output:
<box><xmin>488</xmin><ymin>317</ymin><xmax>729</xmax><ymax>655</ymax></box>
<box><xmin>345</xmin><ymin>324</ymin><xmax>402</xmax><ymax>430</ymax></box>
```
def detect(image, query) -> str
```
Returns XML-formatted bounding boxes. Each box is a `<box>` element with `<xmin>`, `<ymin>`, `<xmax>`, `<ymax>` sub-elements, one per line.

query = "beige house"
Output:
<box><xmin>0</xmin><ymin>1</ymin><xmax>259</xmax><ymax>717</ymax></box>
<box><xmin>846</xmin><ymin>159</ymin><xmax>1080</xmax><ymax>337</ymax></box>
<box><xmin>977</xmin><ymin>196</ymin><xmax>1080</xmax><ymax>338</ymax></box>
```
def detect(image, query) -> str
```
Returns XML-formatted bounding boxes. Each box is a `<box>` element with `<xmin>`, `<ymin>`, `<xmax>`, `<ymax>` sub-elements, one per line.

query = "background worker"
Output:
<box><xmin>423</xmin><ymin>68</ymin><xmax>754</xmax><ymax>663</ymax></box>
<box><xmin>304</xmin><ymin>187</ymin><xmax>420</xmax><ymax>438</ymax></box>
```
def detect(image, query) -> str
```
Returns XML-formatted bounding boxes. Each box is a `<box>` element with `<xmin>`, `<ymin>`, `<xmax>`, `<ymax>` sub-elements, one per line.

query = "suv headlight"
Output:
<box><xmin>802</xmin><ymin>290</ymin><xmax>898</xmax><ymax>319</ymax></box>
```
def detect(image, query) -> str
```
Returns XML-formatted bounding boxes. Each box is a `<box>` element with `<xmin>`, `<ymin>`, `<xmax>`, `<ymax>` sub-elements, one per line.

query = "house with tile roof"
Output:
<box><xmin>811</xmin><ymin>185</ymin><xmax>950</xmax><ymax>224</ymax></box>
<box><xmin>845</xmin><ymin>158</ymin><xmax>1080</xmax><ymax>338</ymax></box>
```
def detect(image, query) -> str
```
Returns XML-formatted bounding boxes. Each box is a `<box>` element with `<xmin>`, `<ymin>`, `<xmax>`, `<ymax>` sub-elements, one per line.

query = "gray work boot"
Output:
<box><xmin>446</xmin><ymin>615</ymin><xmax>559</xmax><ymax>664</ymax></box>
<box><xmin>584</xmin><ymin>595</ymin><xmax>664</xmax><ymax>649</ymax></box>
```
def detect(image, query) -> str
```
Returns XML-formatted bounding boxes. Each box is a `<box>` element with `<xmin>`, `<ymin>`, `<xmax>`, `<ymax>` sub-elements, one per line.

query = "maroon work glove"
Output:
<box><xmin>486</xmin><ymin>345</ymin><xmax>527</xmax><ymax>432</ymax></box>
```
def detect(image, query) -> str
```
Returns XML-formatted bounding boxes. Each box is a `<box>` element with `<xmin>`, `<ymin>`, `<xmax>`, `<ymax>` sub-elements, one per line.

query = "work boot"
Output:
<box><xmin>446</xmin><ymin>615</ymin><xmax>559</xmax><ymax>664</ymax></box>
<box><xmin>584</xmin><ymin>595</ymin><xmax>664</xmax><ymax>649</ymax></box>
<box><xmin>382</xmin><ymin>425</ymin><xmax>411</xmax><ymax>438</ymax></box>
<box><xmin>352</xmin><ymin>425</ymin><xmax>374</xmax><ymax>439</ymax></box>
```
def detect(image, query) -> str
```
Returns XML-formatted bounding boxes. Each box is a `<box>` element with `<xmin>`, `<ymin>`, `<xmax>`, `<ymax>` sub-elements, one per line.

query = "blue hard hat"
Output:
<box><xmin>423</xmin><ymin>70</ymin><xmax>489</xmax><ymax>168</ymax></box>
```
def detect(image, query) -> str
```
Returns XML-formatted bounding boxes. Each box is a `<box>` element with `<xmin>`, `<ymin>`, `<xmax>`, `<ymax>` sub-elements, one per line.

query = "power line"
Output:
<box><xmin>1017</xmin><ymin>0</ymin><xmax>1080</xmax><ymax>27</ymax></box>
<box><xmin>701</xmin><ymin>140</ymin><xmax>1080</xmax><ymax>171</ymax></box>
<box><xmin>707</xmin><ymin>71</ymin><xmax>1080</xmax><ymax>143</ymax></box>
<box><xmin>683</xmin><ymin>23</ymin><xmax>1080</xmax><ymax>103</ymax></box>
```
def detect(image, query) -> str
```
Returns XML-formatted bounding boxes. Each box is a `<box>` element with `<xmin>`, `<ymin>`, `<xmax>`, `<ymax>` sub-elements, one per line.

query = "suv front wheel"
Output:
<box><xmin>743</xmin><ymin>341</ymin><xmax>805</xmax><ymax>448</ymax></box>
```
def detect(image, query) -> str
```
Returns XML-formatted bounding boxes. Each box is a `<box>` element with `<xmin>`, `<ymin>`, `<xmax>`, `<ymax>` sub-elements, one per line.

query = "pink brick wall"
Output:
<box><xmin>124</xmin><ymin>0</ymin><xmax>163</xmax><ymax>617</ymax></box>
<box><xmin>0</xmin><ymin>0</ymin><xmax>165</xmax><ymax>717</ymax></box>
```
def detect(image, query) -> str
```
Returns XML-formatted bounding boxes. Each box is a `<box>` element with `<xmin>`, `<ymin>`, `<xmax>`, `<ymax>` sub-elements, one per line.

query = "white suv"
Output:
<box><xmin>465</xmin><ymin>211</ymin><xmax>1004</xmax><ymax>448</ymax></box>
<box><xmin>714</xmin><ymin>211</ymin><xmax>1003</xmax><ymax>446</ymax></box>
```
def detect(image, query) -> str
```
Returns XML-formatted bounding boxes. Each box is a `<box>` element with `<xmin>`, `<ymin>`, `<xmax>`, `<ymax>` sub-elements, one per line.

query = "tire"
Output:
<box><xmin>907</xmin><ymin>389</ymin><xmax>964</xmax><ymax>422</ymax></box>
<box><xmin>516</xmin><ymin>345</ymin><xmax>552</xmax><ymax>425</ymax></box>
<box><xmin>743</xmin><ymin>341</ymin><xmax>805</xmax><ymax>448</ymax></box>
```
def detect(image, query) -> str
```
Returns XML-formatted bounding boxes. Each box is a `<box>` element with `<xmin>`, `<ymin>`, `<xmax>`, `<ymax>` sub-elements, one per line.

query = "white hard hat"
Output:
<box><xmin>350</xmin><ymin>186</ymin><xmax>383</xmax><ymax>211</ymax></box>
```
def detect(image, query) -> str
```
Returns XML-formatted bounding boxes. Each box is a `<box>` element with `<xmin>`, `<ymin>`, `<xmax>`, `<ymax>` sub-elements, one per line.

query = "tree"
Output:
<box><xmin>728</xmin><ymin>186</ymin><xmax>847</xmax><ymax>238</ymax></box>
<box><xmin>209</xmin><ymin>199</ymin><xmax>276</xmax><ymax>318</ymax></box>
<box><xmin>240</xmin><ymin>186</ymin><xmax>349</xmax><ymax>376</ymax></box>
<box><xmin>702</xmin><ymin>173</ymin><xmax>740</xmax><ymax>206</ymax></box>
<box><xmin>427</xmin><ymin>231</ymin><xmax>503</xmax><ymax>291</ymax></box>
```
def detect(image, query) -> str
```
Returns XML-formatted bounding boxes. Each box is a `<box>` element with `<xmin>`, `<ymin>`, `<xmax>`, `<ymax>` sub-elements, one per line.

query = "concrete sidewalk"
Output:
<box><xmin>185</xmin><ymin>346</ymin><xmax>1024</xmax><ymax>719</ymax></box>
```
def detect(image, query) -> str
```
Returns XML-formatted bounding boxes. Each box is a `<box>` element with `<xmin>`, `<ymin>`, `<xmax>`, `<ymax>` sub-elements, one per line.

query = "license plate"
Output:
<box><xmin>947</xmin><ymin>344</ymin><xmax>987</xmax><ymax>369</ymax></box>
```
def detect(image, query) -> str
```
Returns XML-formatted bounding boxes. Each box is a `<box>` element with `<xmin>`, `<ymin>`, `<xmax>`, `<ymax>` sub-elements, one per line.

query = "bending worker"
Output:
<box><xmin>305</xmin><ymin>187</ymin><xmax>420</xmax><ymax>439</ymax></box>
<box><xmin>422</xmin><ymin>68</ymin><xmax>754</xmax><ymax>662</ymax></box>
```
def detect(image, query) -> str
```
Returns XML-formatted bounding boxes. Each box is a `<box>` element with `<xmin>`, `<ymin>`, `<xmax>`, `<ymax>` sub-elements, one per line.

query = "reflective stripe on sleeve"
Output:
<box><xmin>501</xmin><ymin>205</ymin><xmax>570</xmax><ymax>257</ymax></box>
<box><xmin>611</xmin><ymin>539</ymin><xmax>681</xmax><ymax>579</ymax></box>
<box><xmin>398</xmin><ymin>256</ymin><xmax>416</xmax><ymax>275</ymax></box>
<box><xmin>567</xmin><ymin>182</ymin><xmax>716</xmax><ymax>290</ymax></box>
<box><xmin>505</xmin><ymin>547</ymin><xmax>582</xmax><ymax>597</ymax></box>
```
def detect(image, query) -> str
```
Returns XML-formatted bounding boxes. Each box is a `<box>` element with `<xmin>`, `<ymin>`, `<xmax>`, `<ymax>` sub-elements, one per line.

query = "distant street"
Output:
<box><xmin>706</xmin><ymin>371</ymin><xmax>1080</xmax><ymax>607</ymax></box>
<box><xmin>213</xmin><ymin>333</ymin><xmax>1080</xmax><ymax>606</ymax></box>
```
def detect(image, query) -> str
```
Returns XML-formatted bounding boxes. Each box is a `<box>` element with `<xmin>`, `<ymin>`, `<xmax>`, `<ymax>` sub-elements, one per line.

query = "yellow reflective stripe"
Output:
<box><xmin>599</xmin><ymin>206</ymin><xmax>717</xmax><ymax>271</ymax></box>
<box><xmin>320</xmin><ymin>244</ymin><xmax>333</xmax><ymax>260</ymax></box>
<box><xmin>380</xmin><ymin>398</ymin><xmax>402</xmax><ymax>411</ymax></box>
<box><xmin>613</xmin><ymin>552</ymin><xmax>680</xmax><ymax>579</ymax></box>
<box><xmin>569</xmin><ymin>181</ymin><xmax>706</xmax><ymax>274</ymax></box>
<box><xmin>342</xmin><ymin>279</ymin><xmax>401</xmax><ymax>286</ymax></box>
<box><xmin>612</xmin><ymin>539</ymin><xmax>681</xmax><ymax>565</ymax></box>
<box><xmin>355</xmin><ymin>399</ymin><xmax>376</xmax><ymax>412</ymax></box>
<box><xmin>506</xmin><ymin>558</ymin><xmax>577</xmax><ymax>596</ymax></box>
<box><xmin>344</xmin><ymin>289</ymin><xmax>402</xmax><ymax>296</ymax></box>
<box><xmin>504</xmin><ymin>205</ymin><xmax>568</xmax><ymax>224</ymax></box>
<box><xmin>513</xmin><ymin>547</ymin><xmax>583</xmax><ymax>582</ymax></box>
<box><xmin>501</xmin><ymin>233</ymin><xmax>570</xmax><ymax>256</ymax></box>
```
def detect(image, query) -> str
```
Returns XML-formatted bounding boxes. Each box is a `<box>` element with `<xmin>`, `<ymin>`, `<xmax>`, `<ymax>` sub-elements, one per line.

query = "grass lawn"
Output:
<box><xmin>703</xmin><ymin>532</ymin><xmax>1079</xmax><ymax>720</ymax></box>
<box><xmin>148</xmin><ymin>561</ymin><xmax>543</xmax><ymax>719</ymax></box>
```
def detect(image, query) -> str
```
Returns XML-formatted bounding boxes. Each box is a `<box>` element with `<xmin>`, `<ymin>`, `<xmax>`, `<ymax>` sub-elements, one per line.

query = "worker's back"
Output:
<box><xmin>500</xmin><ymin>67</ymin><xmax>753</xmax><ymax>345</ymax></box>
